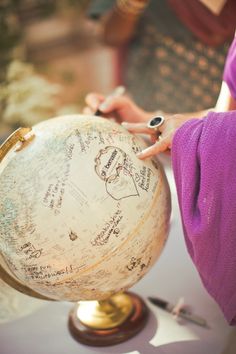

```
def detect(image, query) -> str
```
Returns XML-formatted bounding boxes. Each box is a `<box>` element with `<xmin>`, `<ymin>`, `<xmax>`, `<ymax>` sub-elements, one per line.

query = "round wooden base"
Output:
<box><xmin>68</xmin><ymin>292</ymin><xmax>149</xmax><ymax>347</ymax></box>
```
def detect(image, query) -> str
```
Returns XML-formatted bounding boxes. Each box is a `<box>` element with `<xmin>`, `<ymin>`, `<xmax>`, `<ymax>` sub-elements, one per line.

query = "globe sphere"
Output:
<box><xmin>0</xmin><ymin>115</ymin><xmax>171</xmax><ymax>301</ymax></box>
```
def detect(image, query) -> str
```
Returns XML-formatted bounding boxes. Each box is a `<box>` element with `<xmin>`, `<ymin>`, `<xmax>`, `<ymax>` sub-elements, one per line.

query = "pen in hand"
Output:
<box><xmin>94</xmin><ymin>86</ymin><xmax>126</xmax><ymax>117</ymax></box>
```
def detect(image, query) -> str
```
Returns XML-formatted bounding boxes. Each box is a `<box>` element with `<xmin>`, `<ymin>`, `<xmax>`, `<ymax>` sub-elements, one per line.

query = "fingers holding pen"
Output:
<box><xmin>84</xmin><ymin>92</ymin><xmax>181</xmax><ymax>160</ymax></box>
<box><xmin>84</xmin><ymin>92</ymin><xmax>197</xmax><ymax>160</ymax></box>
<box><xmin>85</xmin><ymin>93</ymin><xmax>105</xmax><ymax>113</ymax></box>
<box><xmin>84</xmin><ymin>92</ymin><xmax>122</xmax><ymax>118</ymax></box>
<box><xmin>84</xmin><ymin>88</ymin><xmax>128</xmax><ymax>119</ymax></box>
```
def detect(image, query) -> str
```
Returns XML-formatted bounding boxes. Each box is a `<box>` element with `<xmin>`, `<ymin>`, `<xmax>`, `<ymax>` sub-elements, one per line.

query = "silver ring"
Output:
<box><xmin>147</xmin><ymin>116</ymin><xmax>165</xmax><ymax>131</ymax></box>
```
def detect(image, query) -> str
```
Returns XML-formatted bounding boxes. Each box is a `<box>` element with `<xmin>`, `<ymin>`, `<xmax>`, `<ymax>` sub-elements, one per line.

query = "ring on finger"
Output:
<box><xmin>147</xmin><ymin>116</ymin><xmax>165</xmax><ymax>131</ymax></box>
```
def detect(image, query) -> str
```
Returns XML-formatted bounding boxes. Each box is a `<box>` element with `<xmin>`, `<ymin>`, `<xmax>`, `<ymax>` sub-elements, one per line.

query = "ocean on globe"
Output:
<box><xmin>0</xmin><ymin>115</ymin><xmax>171</xmax><ymax>302</ymax></box>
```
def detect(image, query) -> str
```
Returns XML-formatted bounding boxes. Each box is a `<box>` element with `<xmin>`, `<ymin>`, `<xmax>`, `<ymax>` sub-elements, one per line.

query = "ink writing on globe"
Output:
<box><xmin>0</xmin><ymin>115</ymin><xmax>171</xmax><ymax>302</ymax></box>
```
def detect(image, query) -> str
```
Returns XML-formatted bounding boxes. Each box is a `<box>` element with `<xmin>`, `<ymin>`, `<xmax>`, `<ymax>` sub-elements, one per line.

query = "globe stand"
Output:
<box><xmin>68</xmin><ymin>291</ymin><xmax>149</xmax><ymax>346</ymax></box>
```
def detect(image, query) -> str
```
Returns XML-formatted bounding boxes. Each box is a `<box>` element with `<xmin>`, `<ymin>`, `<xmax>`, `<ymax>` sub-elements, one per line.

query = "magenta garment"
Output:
<box><xmin>172</xmin><ymin>111</ymin><xmax>236</xmax><ymax>325</ymax></box>
<box><xmin>223</xmin><ymin>37</ymin><xmax>236</xmax><ymax>99</ymax></box>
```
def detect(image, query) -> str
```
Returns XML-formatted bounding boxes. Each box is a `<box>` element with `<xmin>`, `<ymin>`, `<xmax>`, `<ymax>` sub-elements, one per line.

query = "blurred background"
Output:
<box><xmin>0</xmin><ymin>0</ymin><xmax>118</xmax><ymax>142</ymax></box>
<box><xmin>0</xmin><ymin>0</ymin><xmax>235</xmax><ymax>142</ymax></box>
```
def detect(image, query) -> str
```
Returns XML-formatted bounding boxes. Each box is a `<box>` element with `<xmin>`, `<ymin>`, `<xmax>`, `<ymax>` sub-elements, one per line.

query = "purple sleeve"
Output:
<box><xmin>171</xmin><ymin>111</ymin><xmax>236</xmax><ymax>325</ymax></box>
<box><xmin>223</xmin><ymin>37</ymin><xmax>236</xmax><ymax>99</ymax></box>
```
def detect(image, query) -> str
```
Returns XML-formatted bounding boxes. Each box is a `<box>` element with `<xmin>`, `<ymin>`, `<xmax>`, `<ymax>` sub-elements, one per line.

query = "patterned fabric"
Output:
<box><xmin>172</xmin><ymin>111</ymin><xmax>236</xmax><ymax>325</ymax></box>
<box><xmin>123</xmin><ymin>0</ymin><xmax>230</xmax><ymax>112</ymax></box>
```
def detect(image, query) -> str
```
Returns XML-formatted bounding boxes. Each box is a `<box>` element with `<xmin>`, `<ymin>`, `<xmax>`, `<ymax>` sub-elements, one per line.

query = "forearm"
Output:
<box><xmin>215</xmin><ymin>81</ymin><xmax>236</xmax><ymax>112</ymax></box>
<box><xmin>149</xmin><ymin>81</ymin><xmax>236</xmax><ymax>122</ymax></box>
<box><xmin>149</xmin><ymin>108</ymin><xmax>212</xmax><ymax>122</ymax></box>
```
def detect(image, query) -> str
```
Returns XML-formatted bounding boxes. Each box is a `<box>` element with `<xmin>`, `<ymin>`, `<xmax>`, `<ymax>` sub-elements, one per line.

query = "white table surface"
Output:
<box><xmin>0</xmin><ymin>155</ymin><xmax>235</xmax><ymax>354</ymax></box>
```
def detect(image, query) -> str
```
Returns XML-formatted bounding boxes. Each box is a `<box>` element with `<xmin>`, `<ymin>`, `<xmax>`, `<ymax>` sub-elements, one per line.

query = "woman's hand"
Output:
<box><xmin>84</xmin><ymin>91</ymin><xmax>205</xmax><ymax>159</ymax></box>
<box><xmin>122</xmin><ymin>114</ymin><xmax>197</xmax><ymax>159</ymax></box>
<box><xmin>84</xmin><ymin>92</ymin><xmax>152</xmax><ymax>124</ymax></box>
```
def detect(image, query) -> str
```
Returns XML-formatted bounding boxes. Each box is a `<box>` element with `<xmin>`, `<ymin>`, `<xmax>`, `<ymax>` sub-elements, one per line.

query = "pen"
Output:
<box><xmin>94</xmin><ymin>86</ymin><xmax>126</xmax><ymax>116</ymax></box>
<box><xmin>148</xmin><ymin>296</ymin><xmax>209</xmax><ymax>328</ymax></box>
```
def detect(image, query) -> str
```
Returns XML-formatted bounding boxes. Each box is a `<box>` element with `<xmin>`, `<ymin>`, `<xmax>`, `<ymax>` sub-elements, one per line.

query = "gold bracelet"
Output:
<box><xmin>116</xmin><ymin>0</ymin><xmax>149</xmax><ymax>17</ymax></box>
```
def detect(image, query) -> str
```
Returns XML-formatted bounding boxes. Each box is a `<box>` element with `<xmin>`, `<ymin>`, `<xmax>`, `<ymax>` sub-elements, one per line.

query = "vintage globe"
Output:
<box><xmin>0</xmin><ymin>115</ymin><xmax>171</xmax><ymax>302</ymax></box>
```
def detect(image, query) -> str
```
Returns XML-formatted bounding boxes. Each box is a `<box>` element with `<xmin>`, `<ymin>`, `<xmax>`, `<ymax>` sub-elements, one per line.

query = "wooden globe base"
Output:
<box><xmin>68</xmin><ymin>291</ymin><xmax>149</xmax><ymax>347</ymax></box>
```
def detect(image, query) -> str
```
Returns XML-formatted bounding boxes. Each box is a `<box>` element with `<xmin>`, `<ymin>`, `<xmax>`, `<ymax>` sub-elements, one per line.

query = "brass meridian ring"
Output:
<box><xmin>0</xmin><ymin>127</ymin><xmax>34</xmax><ymax>162</ymax></box>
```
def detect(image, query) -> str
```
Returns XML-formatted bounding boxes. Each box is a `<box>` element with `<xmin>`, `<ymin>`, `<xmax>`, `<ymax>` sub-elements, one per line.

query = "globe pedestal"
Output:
<box><xmin>68</xmin><ymin>292</ymin><xmax>149</xmax><ymax>346</ymax></box>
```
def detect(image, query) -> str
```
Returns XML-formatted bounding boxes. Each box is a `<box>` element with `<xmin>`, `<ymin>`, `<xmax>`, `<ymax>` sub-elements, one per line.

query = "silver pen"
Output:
<box><xmin>94</xmin><ymin>86</ymin><xmax>125</xmax><ymax>116</ymax></box>
<box><xmin>148</xmin><ymin>296</ymin><xmax>209</xmax><ymax>328</ymax></box>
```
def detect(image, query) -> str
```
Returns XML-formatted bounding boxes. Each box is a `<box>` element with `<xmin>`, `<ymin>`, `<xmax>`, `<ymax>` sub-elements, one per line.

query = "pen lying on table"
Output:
<box><xmin>148</xmin><ymin>296</ymin><xmax>209</xmax><ymax>328</ymax></box>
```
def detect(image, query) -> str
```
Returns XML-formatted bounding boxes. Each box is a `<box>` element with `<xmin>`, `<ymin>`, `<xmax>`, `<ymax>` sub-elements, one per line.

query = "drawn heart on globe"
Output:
<box><xmin>105</xmin><ymin>167</ymin><xmax>139</xmax><ymax>200</ymax></box>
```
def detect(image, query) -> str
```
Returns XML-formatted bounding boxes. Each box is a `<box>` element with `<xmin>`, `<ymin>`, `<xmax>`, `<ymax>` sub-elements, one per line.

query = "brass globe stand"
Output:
<box><xmin>68</xmin><ymin>291</ymin><xmax>149</xmax><ymax>346</ymax></box>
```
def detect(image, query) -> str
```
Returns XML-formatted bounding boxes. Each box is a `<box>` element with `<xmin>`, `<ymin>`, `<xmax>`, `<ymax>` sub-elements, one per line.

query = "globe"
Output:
<box><xmin>0</xmin><ymin>115</ymin><xmax>171</xmax><ymax>304</ymax></box>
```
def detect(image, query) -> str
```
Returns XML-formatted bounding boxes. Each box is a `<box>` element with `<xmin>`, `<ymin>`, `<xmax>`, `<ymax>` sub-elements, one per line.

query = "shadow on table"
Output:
<box><xmin>90</xmin><ymin>308</ymin><xmax>206</xmax><ymax>354</ymax></box>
